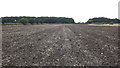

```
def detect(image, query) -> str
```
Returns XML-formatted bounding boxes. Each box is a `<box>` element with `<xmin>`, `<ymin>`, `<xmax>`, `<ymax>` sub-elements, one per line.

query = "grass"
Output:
<box><xmin>2</xmin><ymin>23</ymin><xmax>43</xmax><ymax>25</ymax></box>
<box><xmin>88</xmin><ymin>23</ymin><xmax>120</xmax><ymax>26</ymax></box>
<box><xmin>2</xmin><ymin>23</ymin><xmax>22</xmax><ymax>25</ymax></box>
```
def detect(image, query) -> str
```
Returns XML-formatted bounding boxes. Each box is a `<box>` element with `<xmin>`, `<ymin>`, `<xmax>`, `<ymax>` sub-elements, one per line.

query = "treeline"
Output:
<box><xmin>86</xmin><ymin>17</ymin><xmax>120</xmax><ymax>24</ymax></box>
<box><xmin>1</xmin><ymin>17</ymin><xmax>120</xmax><ymax>25</ymax></box>
<box><xmin>1</xmin><ymin>16</ymin><xmax>75</xmax><ymax>25</ymax></box>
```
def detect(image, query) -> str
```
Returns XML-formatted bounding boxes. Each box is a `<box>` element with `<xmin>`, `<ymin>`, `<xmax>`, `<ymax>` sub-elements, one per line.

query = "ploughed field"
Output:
<box><xmin>2</xmin><ymin>24</ymin><xmax>119</xmax><ymax>66</ymax></box>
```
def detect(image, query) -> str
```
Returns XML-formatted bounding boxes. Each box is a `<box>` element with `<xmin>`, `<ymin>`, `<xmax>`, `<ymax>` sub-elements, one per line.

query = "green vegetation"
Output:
<box><xmin>2</xmin><ymin>16</ymin><xmax>75</xmax><ymax>25</ymax></box>
<box><xmin>1</xmin><ymin>17</ymin><xmax>120</xmax><ymax>25</ymax></box>
<box><xmin>20</xmin><ymin>18</ymin><xmax>29</xmax><ymax>25</ymax></box>
<box><xmin>2</xmin><ymin>23</ymin><xmax>22</xmax><ymax>25</ymax></box>
<box><xmin>86</xmin><ymin>17</ymin><xmax>120</xmax><ymax>24</ymax></box>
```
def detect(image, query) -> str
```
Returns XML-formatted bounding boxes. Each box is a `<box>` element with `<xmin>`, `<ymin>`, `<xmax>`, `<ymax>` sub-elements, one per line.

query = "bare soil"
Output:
<box><xmin>2</xmin><ymin>24</ymin><xmax>119</xmax><ymax>66</ymax></box>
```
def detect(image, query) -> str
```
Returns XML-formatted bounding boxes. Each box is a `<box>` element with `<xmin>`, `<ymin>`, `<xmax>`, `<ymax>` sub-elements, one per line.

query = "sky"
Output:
<box><xmin>0</xmin><ymin>0</ymin><xmax>119</xmax><ymax>22</ymax></box>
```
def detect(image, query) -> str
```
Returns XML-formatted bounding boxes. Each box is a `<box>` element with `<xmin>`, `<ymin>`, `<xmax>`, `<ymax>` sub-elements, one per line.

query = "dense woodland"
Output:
<box><xmin>1</xmin><ymin>16</ymin><xmax>75</xmax><ymax>25</ymax></box>
<box><xmin>86</xmin><ymin>17</ymin><xmax>120</xmax><ymax>24</ymax></box>
<box><xmin>1</xmin><ymin>17</ymin><xmax>120</xmax><ymax>25</ymax></box>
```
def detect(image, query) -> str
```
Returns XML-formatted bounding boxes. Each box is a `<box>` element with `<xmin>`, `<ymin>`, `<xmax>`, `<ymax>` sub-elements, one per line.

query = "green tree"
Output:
<box><xmin>29</xmin><ymin>18</ymin><xmax>35</xmax><ymax>24</ymax></box>
<box><xmin>20</xmin><ymin>18</ymin><xmax>28</xmax><ymax>25</ymax></box>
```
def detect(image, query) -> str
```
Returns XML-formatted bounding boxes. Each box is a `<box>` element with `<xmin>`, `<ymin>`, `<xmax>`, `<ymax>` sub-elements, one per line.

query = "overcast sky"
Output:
<box><xmin>0</xmin><ymin>0</ymin><xmax>119</xmax><ymax>22</ymax></box>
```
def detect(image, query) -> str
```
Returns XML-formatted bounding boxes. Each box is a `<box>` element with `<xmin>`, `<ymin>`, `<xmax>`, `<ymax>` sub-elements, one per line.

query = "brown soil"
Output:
<box><xmin>2</xmin><ymin>24</ymin><xmax>119</xmax><ymax>66</ymax></box>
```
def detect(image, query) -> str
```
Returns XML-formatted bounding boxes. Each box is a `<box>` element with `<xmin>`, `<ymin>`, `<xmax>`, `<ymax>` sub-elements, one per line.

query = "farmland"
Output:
<box><xmin>2</xmin><ymin>24</ymin><xmax>119</xmax><ymax>66</ymax></box>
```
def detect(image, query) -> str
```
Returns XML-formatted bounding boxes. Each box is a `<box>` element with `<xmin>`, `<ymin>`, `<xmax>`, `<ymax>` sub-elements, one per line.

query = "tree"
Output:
<box><xmin>20</xmin><ymin>18</ymin><xmax>28</xmax><ymax>25</ymax></box>
<box><xmin>28</xmin><ymin>18</ymin><xmax>35</xmax><ymax>24</ymax></box>
<box><xmin>86</xmin><ymin>17</ymin><xmax>120</xmax><ymax>24</ymax></box>
<box><xmin>2</xmin><ymin>16</ymin><xmax>75</xmax><ymax>24</ymax></box>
